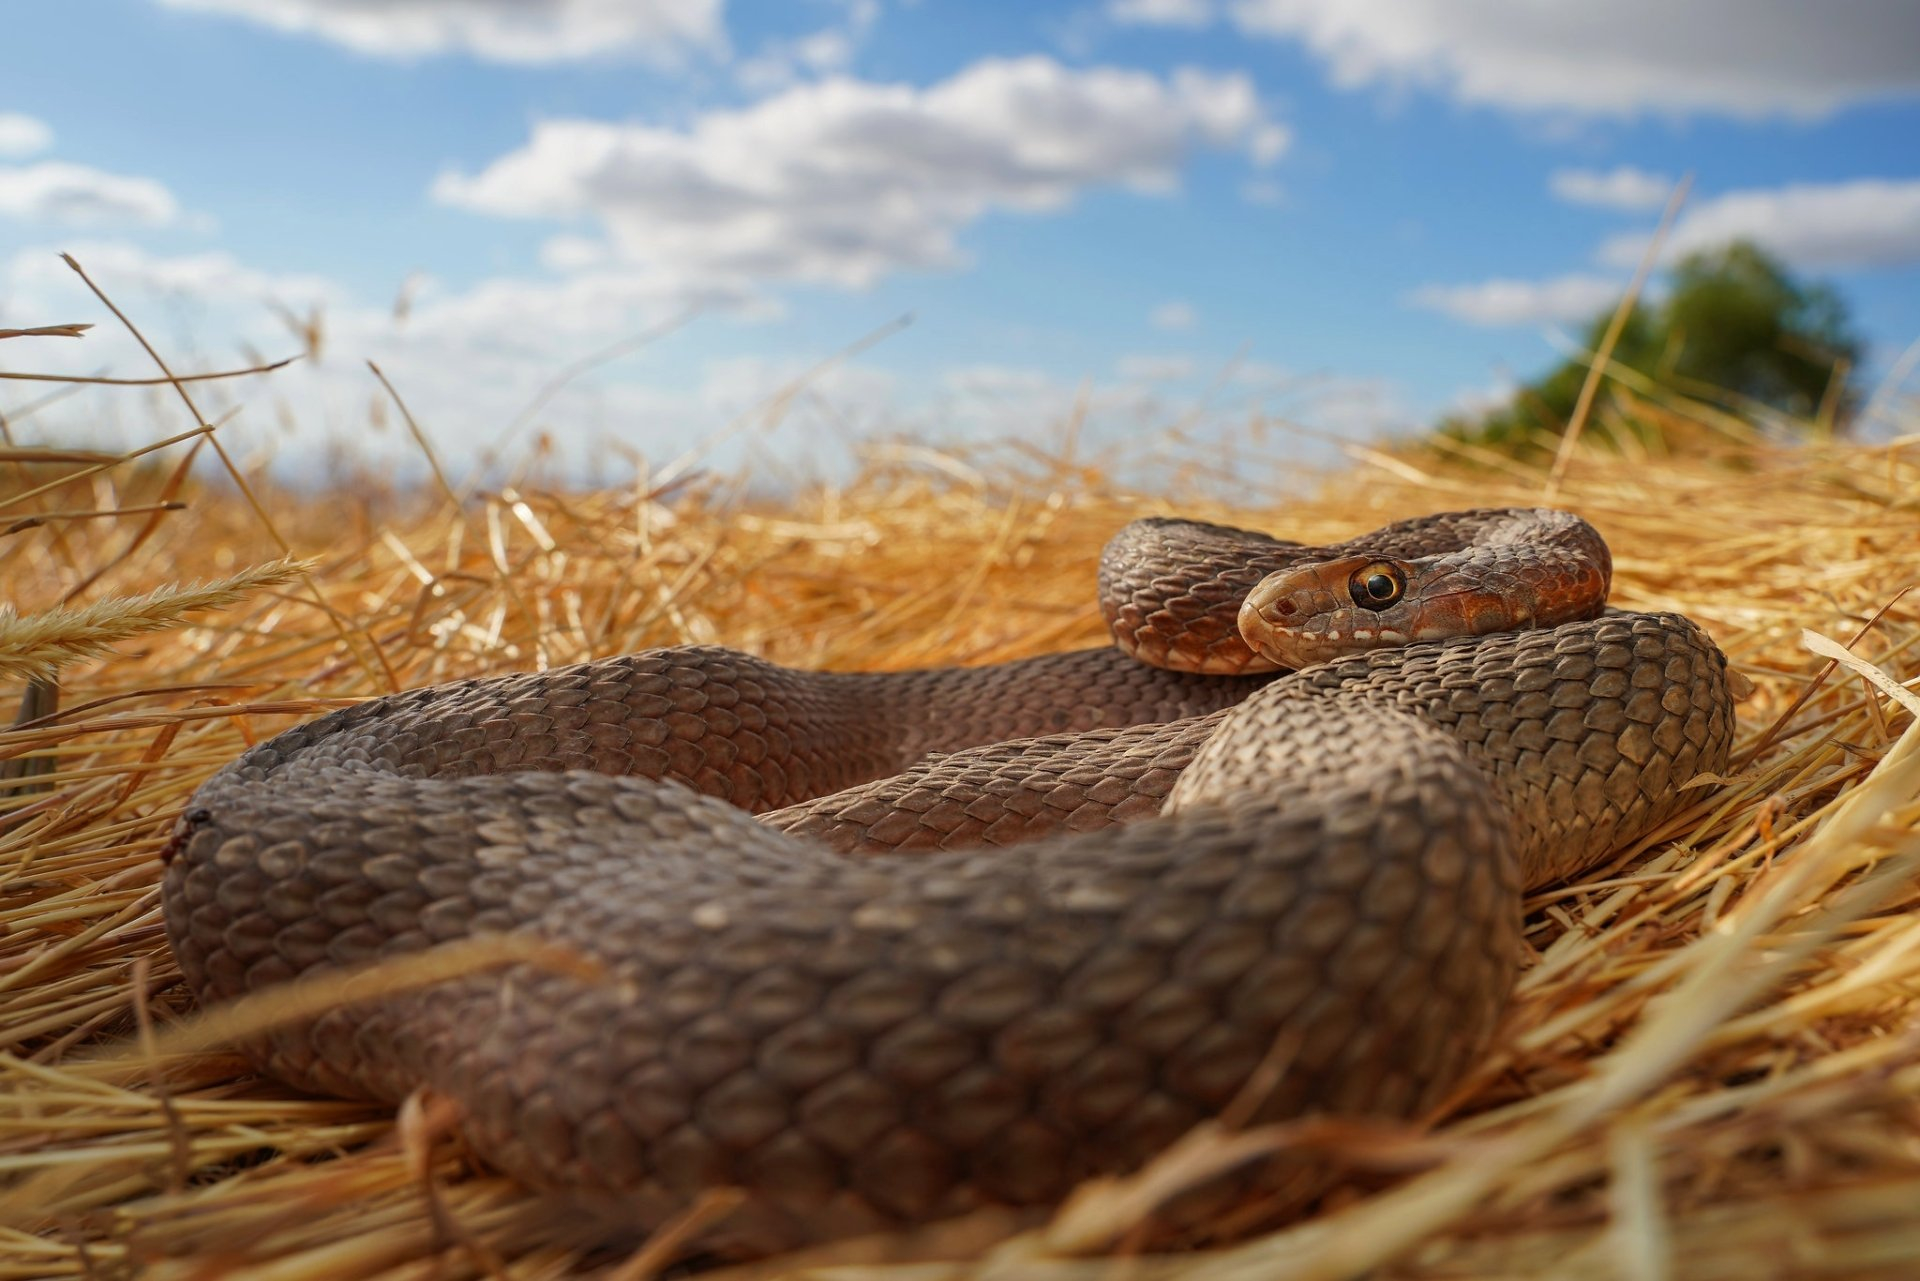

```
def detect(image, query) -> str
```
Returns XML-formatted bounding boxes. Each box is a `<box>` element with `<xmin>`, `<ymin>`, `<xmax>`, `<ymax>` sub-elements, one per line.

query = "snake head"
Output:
<box><xmin>1238</xmin><ymin>553</ymin><xmax>1548</xmax><ymax>669</ymax></box>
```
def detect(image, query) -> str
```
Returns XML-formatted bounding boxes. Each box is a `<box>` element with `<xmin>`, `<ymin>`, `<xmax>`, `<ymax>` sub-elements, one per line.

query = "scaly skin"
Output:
<box><xmin>160</xmin><ymin>510</ymin><xmax>1737</xmax><ymax>1255</ymax></box>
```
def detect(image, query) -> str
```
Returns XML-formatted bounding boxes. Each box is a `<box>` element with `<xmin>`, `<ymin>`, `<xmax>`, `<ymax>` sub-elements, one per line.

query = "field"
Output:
<box><xmin>4</xmin><ymin>323</ymin><xmax>1920</xmax><ymax>1278</ymax></box>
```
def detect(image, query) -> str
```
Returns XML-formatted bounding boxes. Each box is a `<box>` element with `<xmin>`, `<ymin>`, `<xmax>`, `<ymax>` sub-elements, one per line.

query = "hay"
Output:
<box><xmin>2</xmin><ymin>338</ymin><xmax>1919</xmax><ymax>1280</ymax></box>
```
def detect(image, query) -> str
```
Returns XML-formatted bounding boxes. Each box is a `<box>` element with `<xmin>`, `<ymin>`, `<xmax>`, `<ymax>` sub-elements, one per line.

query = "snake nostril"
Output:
<box><xmin>1270</xmin><ymin>599</ymin><xmax>1297</xmax><ymax>617</ymax></box>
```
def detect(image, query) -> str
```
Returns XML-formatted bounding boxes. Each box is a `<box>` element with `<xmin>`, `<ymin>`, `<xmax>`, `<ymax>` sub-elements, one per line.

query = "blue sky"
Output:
<box><xmin>3</xmin><ymin>0</ymin><xmax>1918</xmax><ymax>478</ymax></box>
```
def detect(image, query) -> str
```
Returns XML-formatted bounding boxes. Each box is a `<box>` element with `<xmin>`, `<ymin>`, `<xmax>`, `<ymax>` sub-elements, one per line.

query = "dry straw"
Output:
<box><xmin>1</xmin><ymin>322</ymin><xmax>1918</xmax><ymax>1279</ymax></box>
<box><xmin>0</xmin><ymin>559</ymin><xmax>312</xmax><ymax>684</ymax></box>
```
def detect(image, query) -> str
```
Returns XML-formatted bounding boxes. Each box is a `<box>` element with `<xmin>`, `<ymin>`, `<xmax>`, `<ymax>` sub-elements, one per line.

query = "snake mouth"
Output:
<box><xmin>1237</xmin><ymin>572</ymin><xmax>1321</xmax><ymax>667</ymax></box>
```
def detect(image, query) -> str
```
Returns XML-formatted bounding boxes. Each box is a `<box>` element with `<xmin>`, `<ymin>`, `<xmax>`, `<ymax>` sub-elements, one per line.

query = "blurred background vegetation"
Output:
<box><xmin>1440</xmin><ymin>240</ymin><xmax>1863</xmax><ymax>456</ymax></box>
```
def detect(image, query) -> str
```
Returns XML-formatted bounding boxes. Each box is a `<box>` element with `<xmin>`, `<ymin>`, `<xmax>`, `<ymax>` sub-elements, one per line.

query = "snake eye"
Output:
<box><xmin>1348</xmin><ymin>562</ymin><xmax>1405</xmax><ymax>611</ymax></box>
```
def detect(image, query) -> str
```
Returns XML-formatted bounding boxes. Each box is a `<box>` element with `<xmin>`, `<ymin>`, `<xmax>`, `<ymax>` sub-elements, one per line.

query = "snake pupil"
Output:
<box><xmin>1348</xmin><ymin>563</ymin><xmax>1405</xmax><ymax>611</ymax></box>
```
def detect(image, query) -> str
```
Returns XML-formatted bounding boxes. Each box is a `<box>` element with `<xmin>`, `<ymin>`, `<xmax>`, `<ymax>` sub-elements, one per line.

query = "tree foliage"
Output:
<box><xmin>1444</xmin><ymin>240</ymin><xmax>1862</xmax><ymax>453</ymax></box>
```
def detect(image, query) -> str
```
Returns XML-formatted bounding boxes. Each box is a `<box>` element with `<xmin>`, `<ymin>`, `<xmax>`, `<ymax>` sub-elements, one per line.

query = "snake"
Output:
<box><xmin>161</xmin><ymin>508</ymin><xmax>1738</xmax><ymax>1255</ymax></box>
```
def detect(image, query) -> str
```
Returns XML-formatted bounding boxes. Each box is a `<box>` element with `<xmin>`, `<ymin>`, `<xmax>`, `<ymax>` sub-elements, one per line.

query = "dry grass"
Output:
<box><xmin>2</xmin><ymin>338</ymin><xmax>1919</xmax><ymax>1280</ymax></box>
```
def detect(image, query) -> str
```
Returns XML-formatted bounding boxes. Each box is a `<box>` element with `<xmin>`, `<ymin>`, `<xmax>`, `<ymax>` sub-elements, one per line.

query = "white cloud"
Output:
<box><xmin>3</xmin><ymin>235</ymin><xmax>1410</xmax><ymax>488</ymax></box>
<box><xmin>930</xmin><ymin>363</ymin><xmax>1183</xmax><ymax>457</ymax></box>
<box><xmin>1240</xmin><ymin>176</ymin><xmax>1284</xmax><ymax>207</ymax></box>
<box><xmin>1227</xmin><ymin>358</ymin><xmax>1291</xmax><ymax>387</ymax></box>
<box><xmin>700</xmin><ymin>352</ymin><xmax>897</xmax><ymax>423</ymax></box>
<box><xmin>1279</xmin><ymin>373</ymin><xmax>1409</xmax><ymax>437</ymax></box>
<box><xmin>1116</xmin><ymin>352</ymin><xmax>1196</xmax><ymax>381</ymax></box>
<box><xmin>1406</xmin><ymin>273</ymin><xmax>1625</xmax><ymax>327</ymax></box>
<box><xmin>8</xmin><ymin>242</ymin><xmax>343</xmax><ymax>328</ymax></box>
<box><xmin>0</xmin><ymin>239</ymin><xmax>1165</xmax><ymax>480</ymax></box>
<box><xmin>1447</xmin><ymin>377</ymin><xmax>1519</xmax><ymax>420</ymax></box>
<box><xmin>538</xmin><ymin>233</ymin><xmax>611</xmax><ymax>272</ymax></box>
<box><xmin>434</xmin><ymin>57</ymin><xmax>1287</xmax><ymax>293</ymax></box>
<box><xmin>152</xmin><ymin>0</ymin><xmax>725</xmax><ymax>65</ymax></box>
<box><xmin>735</xmin><ymin>28</ymin><xmax>855</xmax><ymax>92</ymax></box>
<box><xmin>1227</xmin><ymin>0</ymin><xmax>1920</xmax><ymax>118</ymax></box>
<box><xmin>735</xmin><ymin>0</ymin><xmax>876</xmax><ymax>92</ymax></box>
<box><xmin>0</xmin><ymin>162</ymin><xmax>186</xmax><ymax>226</ymax></box>
<box><xmin>393</xmin><ymin>268</ymin><xmax>760</xmax><ymax>355</ymax></box>
<box><xmin>1107</xmin><ymin>0</ymin><xmax>1215</xmax><ymax>28</ymax></box>
<box><xmin>7</xmin><ymin>239</ymin><xmax>748</xmax><ymax>377</ymax></box>
<box><xmin>939</xmin><ymin>359</ymin><xmax>1409</xmax><ymax>459</ymax></box>
<box><xmin>0</xmin><ymin>113</ymin><xmax>53</xmax><ymax>159</ymax></box>
<box><xmin>1151</xmin><ymin>300</ymin><xmax>1197</xmax><ymax>330</ymax></box>
<box><xmin>1600</xmin><ymin>179</ymin><xmax>1920</xmax><ymax>271</ymax></box>
<box><xmin>1246</xmin><ymin>121</ymin><xmax>1291</xmax><ymax>165</ymax></box>
<box><xmin>940</xmin><ymin>363</ymin><xmax>1060</xmax><ymax>400</ymax></box>
<box><xmin>1550</xmin><ymin>165</ymin><xmax>1673</xmax><ymax>211</ymax></box>
<box><xmin>0</xmin><ymin>238</ymin><xmax>779</xmax><ymax>477</ymax></box>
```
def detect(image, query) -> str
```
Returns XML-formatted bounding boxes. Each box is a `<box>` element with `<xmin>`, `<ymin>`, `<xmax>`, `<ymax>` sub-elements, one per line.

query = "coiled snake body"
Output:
<box><xmin>163</xmin><ymin>509</ymin><xmax>1737</xmax><ymax>1252</ymax></box>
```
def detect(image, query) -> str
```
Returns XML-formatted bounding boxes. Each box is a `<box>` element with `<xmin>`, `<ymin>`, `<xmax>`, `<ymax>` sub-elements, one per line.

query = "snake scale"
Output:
<box><xmin>162</xmin><ymin>509</ymin><xmax>1738</xmax><ymax>1254</ymax></box>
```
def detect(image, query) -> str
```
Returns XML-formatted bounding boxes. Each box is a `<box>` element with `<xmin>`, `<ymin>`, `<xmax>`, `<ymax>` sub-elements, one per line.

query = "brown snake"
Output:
<box><xmin>162</xmin><ymin>509</ymin><xmax>1737</xmax><ymax>1253</ymax></box>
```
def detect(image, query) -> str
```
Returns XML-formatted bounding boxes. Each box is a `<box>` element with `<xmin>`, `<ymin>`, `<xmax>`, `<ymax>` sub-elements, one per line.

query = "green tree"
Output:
<box><xmin>1444</xmin><ymin>240</ymin><xmax>1862</xmax><ymax>453</ymax></box>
